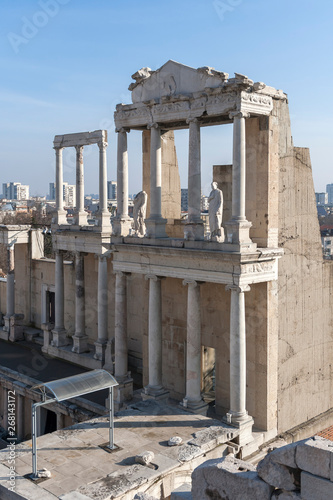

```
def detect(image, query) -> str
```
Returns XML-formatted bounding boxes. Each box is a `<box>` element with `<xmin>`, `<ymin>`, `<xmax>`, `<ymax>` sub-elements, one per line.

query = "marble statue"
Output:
<box><xmin>208</xmin><ymin>182</ymin><xmax>223</xmax><ymax>241</ymax></box>
<box><xmin>133</xmin><ymin>190</ymin><xmax>148</xmax><ymax>236</ymax></box>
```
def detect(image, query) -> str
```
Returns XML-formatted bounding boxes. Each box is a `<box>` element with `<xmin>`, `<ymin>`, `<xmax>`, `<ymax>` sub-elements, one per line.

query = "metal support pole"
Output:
<box><xmin>108</xmin><ymin>386</ymin><xmax>115</xmax><ymax>450</ymax></box>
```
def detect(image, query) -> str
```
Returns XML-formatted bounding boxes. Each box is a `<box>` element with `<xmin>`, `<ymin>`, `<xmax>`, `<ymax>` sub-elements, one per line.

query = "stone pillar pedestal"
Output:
<box><xmin>103</xmin><ymin>338</ymin><xmax>114</xmax><ymax>373</ymax></box>
<box><xmin>4</xmin><ymin>245</ymin><xmax>15</xmax><ymax>335</ymax></box>
<box><xmin>57</xmin><ymin>412</ymin><xmax>65</xmax><ymax>430</ymax></box>
<box><xmin>142</xmin><ymin>275</ymin><xmax>169</xmax><ymax>402</ymax></box>
<box><xmin>226</xmin><ymin>111</ymin><xmax>256</xmax><ymax>251</ymax></box>
<box><xmin>9</xmin><ymin>314</ymin><xmax>24</xmax><ymax>342</ymax></box>
<box><xmin>184</xmin><ymin>118</ymin><xmax>204</xmax><ymax>241</ymax></box>
<box><xmin>113</xmin><ymin>128</ymin><xmax>132</xmax><ymax>236</ymax></box>
<box><xmin>54</xmin><ymin>147</ymin><xmax>67</xmax><ymax>224</ymax></box>
<box><xmin>52</xmin><ymin>250</ymin><xmax>68</xmax><ymax>347</ymax></box>
<box><xmin>41</xmin><ymin>322</ymin><xmax>54</xmax><ymax>352</ymax></box>
<box><xmin>181</xmin><ymin>280</ymin><xmax>208</xmax><ymax>416</ymax></box>
<box><xmin>94</xmin><ymin>255</ymin><xmax>108</xmax><ymax>362</ymax></box>
<box><xmin>224</xmin><ymin>284</ymin><xmax>253</xmax><ymax>444</ymax></box>
<box><xmin>72</xmin><ymin>252</ymin><xmax>89</xmax><ymax>353</ymax></box>
<box><xmin>145</xmin><ymin>124</ymin><xmax>167</xmax><ymax>239</ymax></box>
<box><xmin>113</xmin><ymin>375</ymin><xmax>134</xmax><ymax>411</ymax></box>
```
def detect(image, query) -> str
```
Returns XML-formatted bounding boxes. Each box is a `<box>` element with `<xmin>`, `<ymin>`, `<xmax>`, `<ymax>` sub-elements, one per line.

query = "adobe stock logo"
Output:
<box><xmin>7</xmin><ymin>0</ymin><xmax>71</xmax><ymax>54</ymax></box>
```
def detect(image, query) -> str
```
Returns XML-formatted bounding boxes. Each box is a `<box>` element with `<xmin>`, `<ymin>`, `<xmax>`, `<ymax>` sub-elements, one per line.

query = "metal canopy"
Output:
<box><xmin>33</xmin><ymin>369</ymin><xmax>117</xmax><ymax>402</ymax></box>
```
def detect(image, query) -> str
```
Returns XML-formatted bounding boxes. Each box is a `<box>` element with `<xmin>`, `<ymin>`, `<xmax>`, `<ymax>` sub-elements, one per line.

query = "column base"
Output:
<box><xmin>3</xmin><ymin>315</ymin><xmax>11</xmax><ymax>333</ymax></box>
<box><xmin>142</xmin><ymin>385</ymin><xmax>169</xmax><ymax>403</ymax></box>
<box><xmin>180</xmin><ymin>397</ymin><xmax>208</xmax><ymax>416</ymax></box>
<box><xmin>74</xmin><ymin>212</ymin><xmax>88</xmax><ymax>226</ymax></box>
<box><xmin>72</xmin><ymin>335</ymin><xmax>89</xmax><ymax>353</ymax></box>
<box><xmin>9</xmin><ymin>314</ymin><xmax>25</xmax><ymax>342</ymax></box>
<box><xmin>94</xmin><ymin>340</ymin><xmax>107</xmax><ymax>362</ymax></box>
<box><xmin>56</xmin><ymin>210</ymin><xmax>67</xmax><ymax>225</ymax></box>
<box><xmin>51</xmin><ymin>328</ymin><xmax>69</xmax><ymax>347</ymax></box>
<box><xmin>112</xmin><ymin>217</ymin><xmax>132</xmax><ymax>237</ymax></box>
<box><xmin>113</xmin><ymin>375</ymin><xmax>133</xmax><ymax>411</ymax></box>
<box><xmin>225</xmin><ymin>220</ymin><xmax>257</xmax><ymax>251</ymax></box>
<box><xmin>96</xmin><ymin>212</ymin><xmax>112</xmax><ymax>231</ymax></box>
<box><xmin>223</xmin><ymin>413</ymin><xmax>254</xmax><ymax>446</ymax></box>
<box><xmin>145</xmin><ymin>217</ymin><xmax>167</xmax><ymax>238</ymax></box>
<box><xmin>184</xmin><ymin>222</ymin><xmax>204</xmax><ymax>241</ymax></box>
<box><xmin>41</xmin><ymin>323</ymin><xmax>54</xmax><ymax>351</ymax></box>
<box><xmin>103</xmin><ymin>339</ymin><xmax>114</xmax><ymax>373</ymax></box>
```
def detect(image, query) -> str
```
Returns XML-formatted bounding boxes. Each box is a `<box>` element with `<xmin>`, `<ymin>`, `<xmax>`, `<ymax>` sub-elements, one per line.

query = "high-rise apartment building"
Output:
<box><xmin>326</xmin><ymin>184</ymin><xmax>333</xmax><ymax>204</ymax></box>
<box><xmin>49</xmin><ymin>182</ymin><xmax>76</xmax><ymax>207</ymax></box>
<box><xmin>107</xmin><ymin>180</ymin><xmax>117</xmax><ymax>200</ymax></box>
<box><xmin>2</xmin><ymin>182</ymin><xmax>30</xmax><ymax>200</ymax></box>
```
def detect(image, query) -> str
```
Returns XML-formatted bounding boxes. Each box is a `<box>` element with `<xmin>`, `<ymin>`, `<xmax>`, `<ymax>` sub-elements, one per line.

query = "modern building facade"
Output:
<box><xmin>2</xmin><ymin>182</ymin><xmax>29</xmax><ymax>201</ymax></box>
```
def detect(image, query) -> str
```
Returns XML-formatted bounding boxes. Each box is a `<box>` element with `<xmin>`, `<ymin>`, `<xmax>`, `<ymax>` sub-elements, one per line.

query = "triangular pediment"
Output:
<box><xmin>130</xmin><ymin>60</ymin><xmax>229</xmax><ymax>103</ymax></box>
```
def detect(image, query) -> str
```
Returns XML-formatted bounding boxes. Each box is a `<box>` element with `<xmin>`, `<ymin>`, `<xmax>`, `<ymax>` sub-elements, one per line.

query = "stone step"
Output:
<box><xmin>24</xmin><ymin>326</ymin><xmax>43</xmax><ymax>342</ymax></box>
<box><xmin>171</xmin><ymin>483</ymin><xmax>192</xmax><ymax>499</ymax></box>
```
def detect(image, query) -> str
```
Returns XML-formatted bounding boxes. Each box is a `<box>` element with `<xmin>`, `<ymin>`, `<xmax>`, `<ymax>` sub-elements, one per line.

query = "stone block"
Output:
<box><xmin>171</xmin><ymin>482</ymin><xmax>192</xmax><ymax>499</ymax></box>
<box><xmin>301</xmin><ymin>471</ymin><xmax>333</xmax><ymax>500</ymax></box>
<box><xmin>135</xmin><ymin>451</ymin><xmax>154</xmax><ymax>466</ymax></box>
<box><xmin>266</xmin><ymin>441</ymin><xmax>304</xmax><ymax>468</ymax></box>
<box><xmin>257</xmin><ymin>453</ymin><xmax>300</xmax><ymax>490</ymax></box>
<box><xmin>296</xmin><ymin>436</ymin><xmax>333</xmax><ymax>479</ymax></box>
<box><xmin>271</xmin><ymin>491</ymin><xmax>302</xmax><ymax>499</ymax></box>
<box><xmin>191</xmin><ymin>455</ymin><xmax>274</xmax><ymax>500</ymax></box>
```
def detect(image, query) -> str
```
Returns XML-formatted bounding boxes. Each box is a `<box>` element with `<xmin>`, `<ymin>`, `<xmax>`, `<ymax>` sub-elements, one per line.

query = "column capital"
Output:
<box><xmin>229</xmin><ymin>111</ymin><xmax>250</xmax><ymax>120</ymax></box>
<box><xmin>186</xmin><ymin>116</ymin><xmax>200</xmax><ymax>125</ymax></box>
<box><xmin>75</xmin><ymin>144</ymin><xmax>84</xmax><ymax>154</ymax></box>
<box><xmin>53</xmin><ymin>145</ymin><xmax>64</xmax><ymax>152</ymax></box>
<box><xmin>98</xmin><ymin>140</ymin><xmax>108</xmax><ymax>150</ymax></box>
<box><xmin>182</xmin><ymin>279</ymin><xmax>202</xmax><ymax>288</ymax></box>
<box><xmin>75</xmin><ymin>251</ymin><xmax>88</xmax><ymax>258</ymax></box>
<box><xmin>145</xmin><ymin>274</ymin><xmax>163</xmax><ymax>282</ymax></box>
<box><xmin>147</xmin><ymin>122</ymin><xmax>159</xmax><ymax>130</ymax></box>
<box><xmin>114</xmin><ymin>270</ymin><xmax>130</xmax><ymax>277</ymax></box>
<box><xmin>115</xmin><ymin>127</ymin><xmax>130</xmax><ymax>134</ymax></box>
<box><xmin>226</xmin><ymin>284</ymin><xmax>251</xmax><ymax>293</ymax></box>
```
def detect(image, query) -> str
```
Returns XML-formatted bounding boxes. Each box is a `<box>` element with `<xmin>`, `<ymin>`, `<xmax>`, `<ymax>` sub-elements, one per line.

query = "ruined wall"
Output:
<box><xmin>276</xmin><ymin>99</ymin><xmax>333</xmax><ymax>432</ymax></box>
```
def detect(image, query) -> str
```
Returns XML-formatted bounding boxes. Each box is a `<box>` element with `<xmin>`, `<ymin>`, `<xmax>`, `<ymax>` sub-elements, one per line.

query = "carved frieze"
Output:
<box><xmin>152</xmin><ymin>100</ymin><xmax>190</xmax><ymax>122</ymax></box>
<box><xmin>239</xmin><ymin>91</ymin><xmax>273</xmax><ymax>115</ymax></box>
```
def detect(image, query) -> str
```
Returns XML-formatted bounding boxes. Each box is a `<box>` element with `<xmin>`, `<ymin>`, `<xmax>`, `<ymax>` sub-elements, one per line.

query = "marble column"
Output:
<box><xmin>94</xmin><ymin>255</ymin><xmax>108</xmax><ymax>362</ymax></box>
<box><xmin>182</xmin><ymin>280</ymin><xmax>207</xmax><ymax>414</ymax></box>
<box><xmin>113</xmin><ymin>128</ymin><xmax>131</xmax><ymax>236</ymax></box>
<box><xmin>184</xmin><ymin>118</ymin><xmax>204</xmax><ymax>240</ymax></box>
<box><xmin>72</xmin><ymin>252</ymin><xmax>89</xmax><ymax>353</ymax></box>
<box><xmin>145</xmin><ymin>124</ymin><xmax>167</xmax><ymax>238</ymax></box>
<box><xmin>97</xmin><ymin>139</ymin><xmax>110</xmax><ymax>229</ymax></box>
<box><xmin>54</xmin><ymin>146</ymin><xmax>67</xmax><ymax>224</ymax></box>
<box><xmin>75</xmin><ymin>145</ymin><xmax>87</xmax><ymax>226</ymax></box>
<box><xmin>142</xmin><ymin>275</ymin><xmax>168</xmax><ymax>400</ymax></box>
<box><xmin>225</xmin><ymin>284</ymin><xmax>253</xmax><ymax>442</ymax></box>
<box><xmin>52</xmin><ymin>250</ymin><xmax>68</xmax><ymax>347</ymax></box>
<box><xmin>225</xmin><ymin>111</ymin><xmax>253</xmax><ymax>247</ymax></box>
<box><xmin>4</xmin><ymin>245</ymin><xmax>15</xmax><ymax>333</ymax></box>
<box><xmin>114</xmin><ymin>271</ymin><xmax>133</xmax><ymax>408</ymax></box>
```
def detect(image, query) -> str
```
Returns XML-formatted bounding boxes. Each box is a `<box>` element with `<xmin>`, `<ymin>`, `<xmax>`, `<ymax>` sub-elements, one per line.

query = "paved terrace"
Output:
<box><xmin>0</xmin><ymin>400</ymin><xmax>239</xmax><ymax>499</ymax></box>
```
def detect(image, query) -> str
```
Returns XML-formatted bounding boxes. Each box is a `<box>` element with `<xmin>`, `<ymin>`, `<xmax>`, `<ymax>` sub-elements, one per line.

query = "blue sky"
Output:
<box><xmin>0</xmin><ymin>0</ymin><xmax>332</xmax><ymax>196</ymax></box>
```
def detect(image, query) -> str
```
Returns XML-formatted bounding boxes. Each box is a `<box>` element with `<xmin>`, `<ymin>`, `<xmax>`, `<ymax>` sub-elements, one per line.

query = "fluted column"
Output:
<box><xmin>184</xmin><ymin>118</ymin><xmax>204</xmax><ymax>240</ymax></box>
<box><xmin>54</xmin><ymin>146</ymin><xmax>67</xmax><ymax>224</ymax></box>
<box><xmin>225</xmin><ymin>111</ymin><xmax>253</xmax><ymax>247</ymax></box>
<box><xmin>142</xmin><ymin>275</ymin><xmax>168</xmax><ymax>400</ymax></box>
<box><xmin>145</xmin><ymin>124</ymin><xmax>167</xmax><ymax>238</ymax></box>
<box><xmin>52</xmin><ymin>250</ymin><xmax>68</xmax><ymax>347</ymax></box>
<box><xmin>113</xmin><ymin>128</ymin><xmax>131</xmax><ymax>236</ymax></box>
<box><xmin>72</xmin><ymin>252</ymin><xmax>88</xmax><ymax>353</ymax></box>
<box><xmin>182</xmin><ymin>280</ymin><xmax>207</xmax><ymax>414</ymax></box>
<box><xmin>94</xmin><ymin>255</ymin><xmax>108</xmax><ymax>361</ymax></box>
<box><xmin>75</xmin><ymin>145</ymin><xmax>87</xmax><ymax>226</ymax></box>
<box><xmin>97</xmin><ymin>139</ymin><xmax>111</xmax><ymax>229</ymax></box>
<box><xmin>4</xmin><ymin>245</ymin><xmax>15</xmax><ymax>334</ymax></box>
<box><xmin>225</xmin><ymin>284</ymin><xmax>253</xmax><ymax>439</ymax></box>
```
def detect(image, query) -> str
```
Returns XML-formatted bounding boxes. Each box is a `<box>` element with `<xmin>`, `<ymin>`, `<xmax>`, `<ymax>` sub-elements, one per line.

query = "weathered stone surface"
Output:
<box><xmin>170</xmin><ymin>482</ymin><xmax>192</xmax><ymax>499</ymax></box>
<box><xmin>271</xmin><ymin>490</ymin><xmax>302</xmax><ymax>499</ymax></box>
<box><xmin>134</xmin><ymin>493</ymin><xmax>159</xmax><ymax>500</ymax></box>
<box><xmin>296</xmin><ymin>436</ymin><xmax>333</xmax><ymax>479</ymax></box>
<box><xmin>135</xmin><ymin>451</ymin><xmax>155</xmax><ymax>466</ymax></box>
<box><xmin>178</xmin><ymin>443</ymin><xmax>203</xmax><ymax>462</ymax></box>
<box><xmin>267</xmin><ymin>441</ymin><xmax>305</xmax><ymax>468</ymax></box>
<box><xmin>168</xmin><ymin>436</ymin><xmax>183</xmax><ymax>446</ymax></box>
<box><xmin>257</xmin><ymin>454</ymin><xmax>300</xmax><ymax>490</ymax></box>
<box><xmin>301</xmin><ymin>471</ymin><xmax>333</xmax><ymax>500</ymax></box>
<box><xmin>191</xmin><ymin>456</ymin><xmax>273</xmax><ymax>500</ymax></box>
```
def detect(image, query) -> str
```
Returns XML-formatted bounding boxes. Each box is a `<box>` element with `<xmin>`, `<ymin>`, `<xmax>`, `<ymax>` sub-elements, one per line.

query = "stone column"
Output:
<box><xmin>97</xmin><ymin>139</ymin><xmax>111</xmax><ymax>229</ymax></box>
<box><xmin>225</xmin><ymin>111</ymin><xmax>253</xmax><ymax>248</ymax></box>
<box><xmin>145</xmin><ymin>124</ymin><xmax>167</xmax><ymax>238</ymax></box>
<box><xmin>4</xmin><ymin>245</ymin><xmax>15</xmax><ymax>334</ymax></box>
<box><xmin>54</xmin><ymin>146</ymin><xmax>67</xmax><ymax>224</ymax></box>
<box><xmin>113</xmin><ymin>128</ymin><xmax>131</xmax><ymax>236</ymax></box>
<box><xmin>184</xmin><ymin>118</ymin><xmax>204</xmax><ymax>240</ymax></box>
<box><xmin>56</xmin><ymin>412</ymin><xmax>65</xmax><ymax>430</ymax></box>
<box><xmin>225</xmin><ymin>284</ymin><xmax>253</xmax><ymax>444</ymax></box>
<box><xmin>182</xmin><ymin>280</ymin><xmax>207</xmax><ymax>415</ymax></box>
<box><xmin>142</xmin><ymin>275</ymin><xmax>168</xmax><ymax>400</ymax></box>
<box><xmin>113</xmin><ymin>271</ymin><xmax>133</xmax><ymax>408</ymax></box>
<box><xmin>75</xmin><ymin>145</ymin><xmax>87</xmax><ymax>226</ymax></box>
<box><xmin>72</xmin><ymin>252</ymin><xmax>89</xmax><ymax>353</ymax></box>
<box><xmin>52</xmin><ymin>250</ymin><xmax>68</xmax><ymax>347</ymax></box>
<box><xmin>94</xmin><ymin>255</ymin><xmax>108</xmax><ymax>362</ymax></box>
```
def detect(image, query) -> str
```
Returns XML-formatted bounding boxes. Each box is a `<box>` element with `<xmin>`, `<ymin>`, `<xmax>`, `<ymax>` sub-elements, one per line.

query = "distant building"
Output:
<box><xmin>107</xmin><ymin>180</ymin><xmax>117</xmax><ymax>200</ymax></box>
<box><xmin>49</xmin><ymin>182</ymin><xmax>76</xmax><ymax>207</ymax></box>
<box><xmin>326</xmin><ymin>184</ymin><xmax>333</xmax><ymax>204</ymax></box>
<box><xmin>201</xmin><ymin>195</ymin><xmax>209</xmax><ymax>212</ymax></box>
<box><xmin>2</xmin><ymin>182</ymin><xmax>30</xmax><ymax>200</ymax></box>
<box><xmin>181</xmin><ymin>188</ymin><xmax>188</xmax><ymax>211</ymax></box>
<box><xmin>316</xmin><ymin>192</ymin><xmax>328</xmax><ymax>205</ymax></box>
